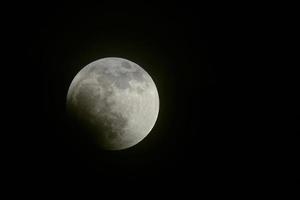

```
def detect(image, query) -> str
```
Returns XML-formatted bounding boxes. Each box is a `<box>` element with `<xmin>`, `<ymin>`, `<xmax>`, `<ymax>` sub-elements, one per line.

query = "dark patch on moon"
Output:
<box><xmin>121</xmin><ymin>61</ymin><xmax>131</xmax><ymax>69</ymax></box>
<box><xmin>131</xmin><ymin>69</ymin><xmax>146</xmax><ymax>82</ymax></box>
<box><xmin>96</xmin><ymin>72</ymin><xmax>131</xmax><ymax>90</ymax></box>
<box><xmin>96</xmin><ymin>75</ymin><xmax>113</xmax><ymax>88</ymax></box>
<box><xmin>91</xmin><ymin>60</ymin><xmax>148</xmax><ymax>91</ymax></box>
<box><xmin>114</xmin><ymin>73</ymin><xmax>132</xmax><ymax>89</ymax></box>
<box><xmin>113</xmin><ymin>68</ymin><xmax>149</xmax><ymax>90</ymax></box>
<box><xmin>90</xmin><ymin>64</ymin><xmax>107</xmax><ymax>74</ymax></box>
<box><xmin>112</xmin><ymin>68</ymin><xmax>147</xmax><ymax>90</ymax></box>
<box><xmin>95</xmin><ymin>68</ymin><xmax>147</xmax><ymax>91</ymax></box>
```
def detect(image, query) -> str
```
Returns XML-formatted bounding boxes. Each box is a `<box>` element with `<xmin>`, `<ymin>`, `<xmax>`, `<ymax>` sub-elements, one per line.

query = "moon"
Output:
<box><xmin>66</xmin><ymin>57</ymin><xmax>159</xmax><ymax>150</ymax></box>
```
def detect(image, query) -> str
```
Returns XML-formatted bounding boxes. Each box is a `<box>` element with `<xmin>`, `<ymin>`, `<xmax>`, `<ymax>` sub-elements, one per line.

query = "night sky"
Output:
<box><xmin>25</xmin><ymin>3</ymin><xmax>227</xmax><ymax>186</ymax></box>
<box><xmin>18</xmin><ymin>2</ymin><xmax>295</xmax><ymax>191</ymax></box>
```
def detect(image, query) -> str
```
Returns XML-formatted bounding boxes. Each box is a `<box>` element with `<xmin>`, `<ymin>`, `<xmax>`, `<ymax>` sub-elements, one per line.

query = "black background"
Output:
<box><xmin>10</xmin><ymin>1</ymin><xmax>298</xmax><ymax>192</ymax></box>
<box><xmin>23</xmin><ymin>3</ymin><xmax>239</xmax><ymax>187</ymax></box>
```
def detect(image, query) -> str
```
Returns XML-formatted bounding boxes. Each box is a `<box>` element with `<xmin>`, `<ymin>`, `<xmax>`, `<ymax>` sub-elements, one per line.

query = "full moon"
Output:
<box><xmin>66</xmin><ymin>57</ymin><xmax>159</xmax><ymax>150</ymax></box>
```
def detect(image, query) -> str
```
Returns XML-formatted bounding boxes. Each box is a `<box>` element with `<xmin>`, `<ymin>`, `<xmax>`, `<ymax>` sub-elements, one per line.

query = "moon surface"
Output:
<box><xmin>66</xmin><ymin>57</ymin><xmax>159</xmax><ymax>150</ymax></box>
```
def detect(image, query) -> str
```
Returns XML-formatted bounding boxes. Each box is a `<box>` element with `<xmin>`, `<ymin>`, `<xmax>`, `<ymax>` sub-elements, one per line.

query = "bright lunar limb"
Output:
<box><xmin>66</xmin><ymin>57</ymin><xmax>159</xmax><ymax>150</ymax></box>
